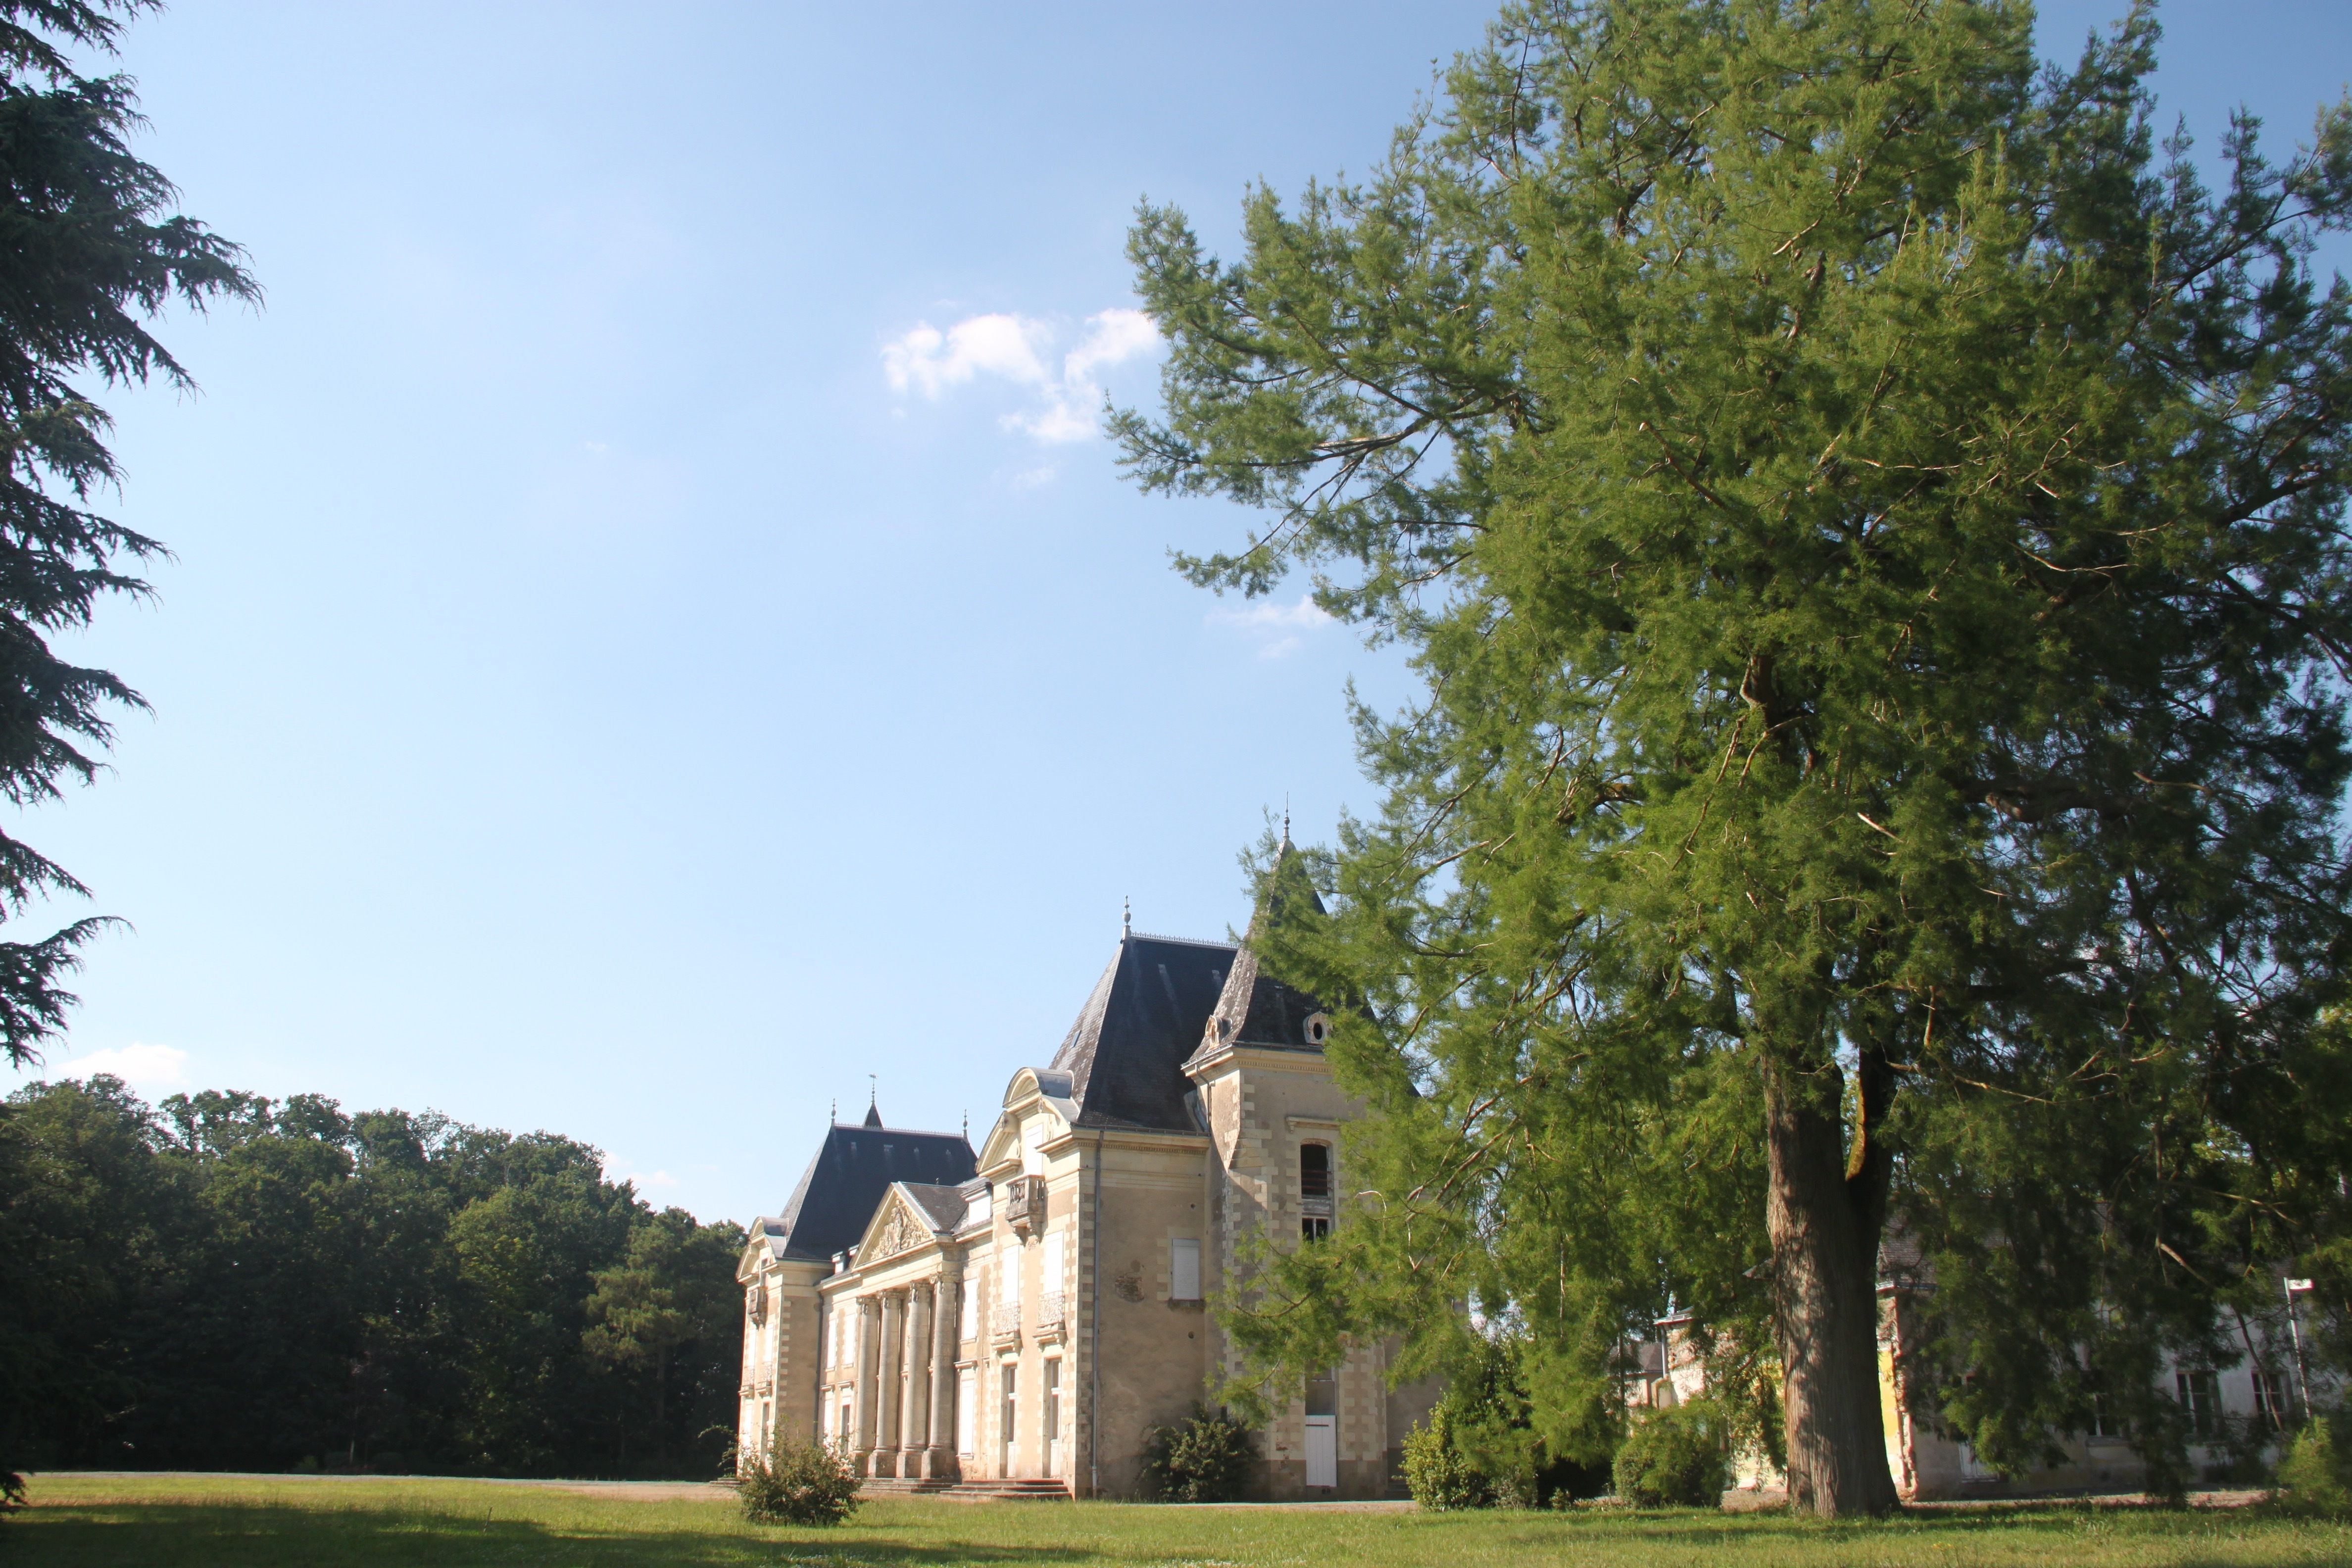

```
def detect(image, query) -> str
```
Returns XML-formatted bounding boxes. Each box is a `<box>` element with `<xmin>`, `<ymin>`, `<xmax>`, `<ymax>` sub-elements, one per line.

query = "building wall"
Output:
<box><xmin>747</xmin><ymin>1039</ymin><xmax>1439</xmax><ymax>1498</ymax></box>
<box><xmin>1191</xmin><ymin>1043</ymin><xmax>1433</xmax><ymax>1500</ymax></box>
<box><xmin>1073</xmin><ymin>1127</ymin><xmax>1216</xmax><ymax>1495</ymax></box>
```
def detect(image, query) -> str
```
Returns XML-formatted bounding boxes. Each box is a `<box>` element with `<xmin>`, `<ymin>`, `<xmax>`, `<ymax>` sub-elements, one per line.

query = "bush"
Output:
<box><xmin>1613</xmin><ymin>1398</ymin><xmax>1730</xmax><ymax>1508</ymax></box>
<box><xmin>737</xmin><ymin>1432</ymin><xmax>862</xmax><ymax>1526</ymax></box>
<box><xmin>2276</xmin><ymin>1414</ymin><xmax>2352</xmax><ymax>1516</ymax></box>
<box><xmin>1403</xmin><ymin>1399</ymin><xmax>1491</xmax><ymax>1510</ymax></box>
<box><xmin>1139</xmin><ymin>1404</ymin><xmax>1257</xmax><ymax>1502</ymax></box>
<box><xmin>1403</xmin><ymin>1348</ymin><xmax>1617</xmax><ymax>1510</ymax></box>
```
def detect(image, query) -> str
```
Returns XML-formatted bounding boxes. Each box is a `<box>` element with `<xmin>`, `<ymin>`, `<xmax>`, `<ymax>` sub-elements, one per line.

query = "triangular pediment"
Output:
<box><xmin>853</xmin><ymin>1186</ymin><xmax>940</xmax><ymax>1268</ymax></box>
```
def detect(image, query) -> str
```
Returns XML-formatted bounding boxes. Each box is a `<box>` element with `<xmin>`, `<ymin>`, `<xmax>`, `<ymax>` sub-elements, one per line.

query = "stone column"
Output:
<box><xmin>870</xmin><ymin>1291</ymin><xmax>905</xmax><ymax>1477</ymax></box>
<box><xmin>900</xmin><ymin>1281</ymin><xmax>933</xmax><ymax>1470</ymax></box>
<box><xmin>925</xmin><ymin>1267</ymin><xmax>962</xmax><ymax>1480</ymax></box>
<box><xmin>851</xmin><ymin>1295</ymin><xmax>880</xmax><ymax>1470</ymax></box>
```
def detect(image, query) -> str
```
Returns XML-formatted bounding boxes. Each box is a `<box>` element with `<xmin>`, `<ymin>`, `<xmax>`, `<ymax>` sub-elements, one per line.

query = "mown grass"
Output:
<box><xmin>9</xmin><ymin>1472</ymin><xmax>2351</xmax><ymax>1568</ymax></box>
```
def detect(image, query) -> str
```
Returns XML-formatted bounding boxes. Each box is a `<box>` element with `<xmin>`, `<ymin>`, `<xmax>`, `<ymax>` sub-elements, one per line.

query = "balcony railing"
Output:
<box><xmin>992</xmin><ymin>1303</ymin><xmax>1023</xmax><ymax>1342</ymax></box>
<box><xmin>1005</xmin><ymin>1175</ymin><xmax>1047</xmax><ymax>1233</ymax></box>
<box><xmin>1036</xmin><ymin>1291</ymin><xmax>1067</xmax><ymax>1331</ymax></box>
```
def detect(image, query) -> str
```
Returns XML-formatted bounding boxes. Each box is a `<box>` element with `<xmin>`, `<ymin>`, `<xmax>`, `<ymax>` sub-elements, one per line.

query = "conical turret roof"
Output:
<box><xmin>1189</xmin><ymin>839</ymin><xmax>1332</xmax><ymax>1064</ymax></box>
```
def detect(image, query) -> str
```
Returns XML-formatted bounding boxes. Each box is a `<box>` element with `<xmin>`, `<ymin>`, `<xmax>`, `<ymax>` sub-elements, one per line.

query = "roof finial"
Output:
<box><xmin>1122</xmin><ymin>895</ymin><xmax>1131</xmax><ymax>939</ymax></box>
<box><xmin>962</xmin><ymin>1109</ymin><xmax>969</xmax><ymax>1140</ymax></box>
<box><xmin>863</xmin><ymin>1075</ymin><xmax>884</xmax><ymax>1128</ymax></box>
<box><xmin>830</xmin><ymin>1097</ymin><xmax>836</xmax><ymax>1124</ymax></box>
<box><xmin>1282</xmin><ymin>795</ymin><xmax>1291</xmax><ymax>849</ymax></box>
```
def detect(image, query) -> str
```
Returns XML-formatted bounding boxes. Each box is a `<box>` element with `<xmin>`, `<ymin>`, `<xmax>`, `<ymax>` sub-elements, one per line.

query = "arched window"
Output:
<box><xmin>1300</xmin><ymin>1142</ymin><xmax>1333</xmax><ymax>1240</ymax></box>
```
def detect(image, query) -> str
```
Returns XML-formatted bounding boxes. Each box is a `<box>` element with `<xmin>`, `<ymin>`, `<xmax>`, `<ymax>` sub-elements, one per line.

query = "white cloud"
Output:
<box><xmin>1063</xmin><ymin>308</ymin><xmax>1157</xmax><ymax>385</ymax></box>
<box><xmin>1208</xmin><ymin>593</ymin><xmax>1337</xmax><ymax>659</ymax></box>
<box><xmin>883</xmin><ymin>306</ymin><xmax>1157</xmax><ymax>443</ymax></box>
<box><xmin>882</xmin><ymin>313</ymin><xmax>1050</xmax><ymax>398</ymax></box>
<box><xmin>53</xmin><ymin>1041</ymin><xmax>191</xmax><ymax>1092</ymax></box>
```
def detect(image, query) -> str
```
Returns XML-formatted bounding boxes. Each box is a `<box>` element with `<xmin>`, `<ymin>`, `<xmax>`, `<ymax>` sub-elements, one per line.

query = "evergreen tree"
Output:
<box><xmin>1119</xmin><ymin>0</ymin><xmax>2352</xmax><ymax>1516</ymax></box>
<box><xmin>0</xmin><ymin>0</ymin><xmax>255</xmax><ymax>1067</ymax></box>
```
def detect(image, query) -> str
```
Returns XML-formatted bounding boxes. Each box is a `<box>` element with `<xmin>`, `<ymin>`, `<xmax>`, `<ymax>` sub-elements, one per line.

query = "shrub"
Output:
<box><xmin>1140</xmin><ymin>1404</ymin><xmax>1256</xmax><ymax>1502</ymax></box>
<box><xmin>1613</xmin><ymin>1397</ymin><xmax>1731</xmax><ymax>1508</ymax></box>
<box><xmin>1403</xmin><ymin>1399</ymin><xmax>1491</xmax><ymax>1510</ymax></box>
<box><xmin>737</xmin><ymin>1432</ymin><xmax>862</xmax><ymax>1526</ymax></box>
<box><xmin>2276</xmin><ymin>1414</ymin><xmax>2352</xmax><ymax>1516</ymax></box>
<box><xmin>1403</xmin><ymin>1347</ymin><xmax>1617</xmax><ymax>1510</ymax></box>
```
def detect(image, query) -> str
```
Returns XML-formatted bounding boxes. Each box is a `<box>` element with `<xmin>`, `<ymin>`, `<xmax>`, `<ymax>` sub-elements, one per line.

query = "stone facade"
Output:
<box><xmin>735</xmin><ymin>868</ymin><xmax>1436</xmax><ymax>1498</ymax></box>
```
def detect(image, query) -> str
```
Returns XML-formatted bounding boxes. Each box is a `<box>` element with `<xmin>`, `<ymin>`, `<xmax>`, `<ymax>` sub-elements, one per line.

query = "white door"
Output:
<box><xmin>1304</xmin><ymin>1367</ymin><xmax>1338</xmax><ymax>1488</ymax></box>
<box><xmin>1304</xmin><ymin>1418</ymin><xmax>1336</xmax><ymax>1488</ymax></box>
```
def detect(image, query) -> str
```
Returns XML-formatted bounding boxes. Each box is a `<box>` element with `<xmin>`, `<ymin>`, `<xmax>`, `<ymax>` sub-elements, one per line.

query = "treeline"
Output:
<box><xmin>0</xmin><ymin>1076</ymin><xmax>744</xmax><ymax>1478</ymax></box>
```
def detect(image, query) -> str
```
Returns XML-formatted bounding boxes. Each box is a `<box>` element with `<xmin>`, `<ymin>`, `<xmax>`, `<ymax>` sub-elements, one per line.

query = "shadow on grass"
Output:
<box><xmin>13</xmin><ymin>1499</ymin><xmax>1096</xmax><ymax>1568</ymax></box>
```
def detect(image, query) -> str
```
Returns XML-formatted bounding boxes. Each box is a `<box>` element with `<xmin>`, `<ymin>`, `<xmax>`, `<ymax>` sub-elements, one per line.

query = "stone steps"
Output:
<box><xmin>858</xmin><ymin>1477</ymin><xmax>957</xmax><ymax>1495</ymax></box>
<box><xmin>939</xmin><ymin>1478</ymin><xmax>1073</xmax><ymax>1502</ymax></box>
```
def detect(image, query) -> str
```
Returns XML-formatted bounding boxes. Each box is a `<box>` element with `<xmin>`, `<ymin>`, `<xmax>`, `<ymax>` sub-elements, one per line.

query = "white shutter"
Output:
<box><xmin>1042</xmin><ymin>1229</ymin><xmax>1065</xmax><ymax>1292</ymax></box>
<box><xmin>958</xmin><ymin>1369</ymin><xmax>976</xmax><ymax>1453</ymax></box>
<box><xmin>1172</xmin><ymin>1237</ymin><xmax>1201</xmax><ymax>1301</ymax></box>
<box><xmin>1002</xmin><ymin>1241</ymin><xmax>1022</xmax><ymax>1309</ymax></box>
<box><xmin>959</xmin><ymin>1279</ymin><xmax>978</xmax><ymax>1340</ymax></box>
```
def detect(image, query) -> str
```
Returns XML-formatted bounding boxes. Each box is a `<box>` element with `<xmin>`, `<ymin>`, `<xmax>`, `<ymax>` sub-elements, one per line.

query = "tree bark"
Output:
<box><xmin>1765</xmin><ymin>1053</ymin><xmax>1901</xmax><ymax>1518</ymax></box>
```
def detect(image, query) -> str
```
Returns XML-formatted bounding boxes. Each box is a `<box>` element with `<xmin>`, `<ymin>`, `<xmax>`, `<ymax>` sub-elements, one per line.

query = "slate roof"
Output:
<box><xmin>896</xmin><ymin>1181</ymin><xmax>973</xmax><ymax>1233</ymax></box>
<box><xmin>1190</xmin><ymin>936</ymin><xmax>1329</xmax><ymax>1061</ymax></box>
<box><xmin>768</xmin><ymin>1117</ymin><xmax>977</xmax><ymax>1262</ymax></box>
<box><xmin>1049</xmin><ymin>932</ymin><xmax>1237</xmax><ymax>1131</ymax></box>
<box><xmin>1187</xmin><ymin>840</ymin><xmax>1335</xmax><ymax>1066</ymax></box>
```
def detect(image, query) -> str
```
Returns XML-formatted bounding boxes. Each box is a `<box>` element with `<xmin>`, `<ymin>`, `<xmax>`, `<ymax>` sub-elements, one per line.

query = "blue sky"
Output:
<box><xmin>7</xmin><ymin>1</ymin><xmax>2348</xmax><ymax>1224</ymax></box>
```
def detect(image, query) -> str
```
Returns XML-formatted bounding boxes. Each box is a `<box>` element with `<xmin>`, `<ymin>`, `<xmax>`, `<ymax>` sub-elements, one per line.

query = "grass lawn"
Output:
<box><xmin>8</xmin><ymin>1472</ymin><xmax>2351</xmax><ymax>1568</ymax></box>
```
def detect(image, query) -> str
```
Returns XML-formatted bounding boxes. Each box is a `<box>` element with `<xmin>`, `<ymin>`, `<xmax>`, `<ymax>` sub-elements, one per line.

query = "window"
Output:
<box><xmin>1301</xmin><ymin>1142</ymin><xmax>1332</xmax><ymax>1199</ymax></box>
<box><xmin>2177</xmin><ymin>1371</ymin><xmax>2218</xmax><ymax>1439</ymax></box>
<box><xmin>958</xmin><ymin>1369</ymin><xmax>976</xmax><ymax>1454</ymax></box>
<box><xmin>2088</xmin><ymin>1395</ymin><xmax>2123</xmax><ymax>1440</ymax></box>
<box><xmin>1001</xmin><ymin>1365</ymin><xmax>1019</xmax><ymax>1471</ymax></box>
<box><xmin>1172</xmin><ymin>1237</ymin><xmax>1202</xmax><ymax>1301</ymax></box>
<box><xmin>840</xmin><ymin>1400</ymin><xmax>852</xmax><ymax>1446</ymax></box>
<box><xmin>1301</xmin><ymin>1143</ymin><xmax>1333</xmax><ymax>1240</ymax></box>
<box><xmin>1042</xmin><ymin>1229</ymin><xmax>1065</xmax><ymax>1294</ymax></box>
<box><xmin>2254</xmin><ymin>1370</ymin><xmax>2293</xmax><ymax>1433</ymax></box>
<box><xmin>960</xmin><ymin>1279</ymin><xmax>978</xmax><ymax>1340</ymax></box>
<box><xmin>1045</xmin><ymin>1359</ymin><xmax>1063</xmax><ymax>1468</ymax></box>
<box><xmin>759</xmin><ymin>1401</ymin><xmax>772</xmax><ymax>1453</ymax></box>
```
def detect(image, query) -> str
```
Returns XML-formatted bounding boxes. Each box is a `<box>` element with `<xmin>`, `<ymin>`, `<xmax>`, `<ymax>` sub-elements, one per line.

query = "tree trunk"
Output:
<box><xmin>1765</xmin><ymin>1054</ymin><xmax>1901</xmax><ymax>1518</ymax></box>
<box><xmin>654</xmin><ymin>1342</ymin><xmax>669</xmax><ymax>1467</ymax></box>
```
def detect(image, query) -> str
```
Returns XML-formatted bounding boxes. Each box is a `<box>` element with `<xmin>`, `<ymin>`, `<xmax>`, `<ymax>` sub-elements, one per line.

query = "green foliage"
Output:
<box><xmin>735</xmin><ymin>1431</ymin><xmax>861</xmax><ymax>1526</ymax></box>
<box><xmin>2276</xmin><ymin>1413</ymin><xmax>2352</xmax><ymax>1516</ymax></box>
<box><xmin>0</xmin><ymin>0</ymin><xmax>255</xmax><ymax>1071</ymax></box>
<box><xmin>0</xmin><ymin>1075</ymin><xmax>745</xmax><ymax>1478</ymax></box>
<box><xmin>1398</xmin><ymin>1336</ymin><xmax>1613</xmax><ymax>1509</ymax></box>
<box><xmin>1401</xmin><ymin>1400</ymin><xmax>1488</xmax><ymax>1511</ymax></box>
<box><xmin>1122</xmin><ymin>0</ymin><xmax>2352</xmax><ymax>1517</ymax></box>
<box><xmin>1138</xmin><ymin>1404</ymin><xmax>1257</xmax><ymax>1502</ymax></box>
<box><xmin>1613</xmin><ymin>1399</ymin><xmax>1731</xmax><ymax>1508</ymax></box>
